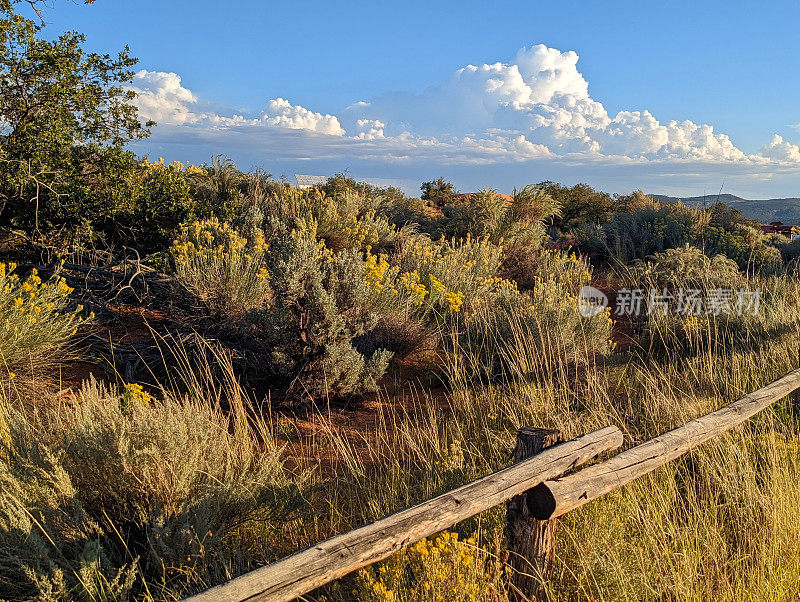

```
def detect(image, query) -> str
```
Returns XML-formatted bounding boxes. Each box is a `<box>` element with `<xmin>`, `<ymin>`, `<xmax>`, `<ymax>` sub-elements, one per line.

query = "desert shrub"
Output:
<box><xmin>454</xmin><ymin>281</ymin><xmax>612</xmax><ymax>383</ymax></box>
<box><xmin>694</xmin><ymin>226</ymin><xmax>784</xmax><ymax>275</ymax></box>
<box><xmin>617</xmin><ymin>245</ymin><xmax>799</xmax><ymax>353</ymax></box>
<box><xmin>503</xmin><ymin>247</ymin><xmax>592</xmax><ymax>293</ymax></box>
<box><xmin>0</xmin><ymin>263</ymin><xmax>84</xmax><ymax>385</ymax></box>
<box><xmin>420</xmin><ymin>177</ymin><xmax>457</xmax><ymax>206</ymax></box>
<box><xmin>444</xmin><ymin>188</ymin><xmax>510</xmax><ymax>241</ymax></box>
<box><xmin>127</xmin><ymin>158</ymin><xmax>196</xmax><ymax>250</ymax></box>
<box><xmin>248</xmin><ymin>222</ymin><xmax>394</xmax><ymax>398</ymax></box>
<box><xmin>778</xmin><ymin>236</ymin><xmax>800</xmax><ymax>264</ymax></box>
<box><xmin>395</xmin><ymin>234</ymin><xmax>513</xmax><ymax>315</ymax></box>
<box><xmin>602</xmin><ymin>202</ymin><xmax>707</xmax><ymax>262</ymax></box>
<box><xmin>707</xmin><ymin>201</ymin><xmax>760</xmax><ymax>232</ymax></box>
<box><xmin>448</xmin><ymin>246</ymin><xmax>608</xmax><ymax>382</ymax></box>
<box><xmin>354</xmin><ymin>531</ymin><xmax>505</xmax><ymax>602</ymax></box>
<box><xmin>389</xmin><ymin>233</ymin><xmax>609</xmax><ymax>379</ymax></box>
<box><xmin>614</xmin><ymin>189</ymin><xmax>660</xmax><ymax>213</ymax></box>
<box><xmin>621</xmin><ymin>244</ymin><xmax>743</xmax><ymax>291</ymax></box>
<box><xmin>253</xmin><ymin>187</ymin><xmax>409</xmax><ymax>255</ymax></box>
<box><xmin>0</xmin><ymin>376</ymin><xmax>303</xmax><ymax>599</ymax></box>
<box><xmin>185</xmin><ymin>155</ymin><xmax>244</xmax><ymax>220</ymax></box>
<box><xmin>171</xmin><ymin>218</ymin><xmax>271</xmax><ymax>318</ymax></box>
<box><xmin>536</xmin><ymin>181</ymin><xmax>616</xmax><ymax>231</ymax></box>
<box><xmin>443</xmin><ymin>186</ymin><xmax>558</xmax><ymax>251</ymax></box>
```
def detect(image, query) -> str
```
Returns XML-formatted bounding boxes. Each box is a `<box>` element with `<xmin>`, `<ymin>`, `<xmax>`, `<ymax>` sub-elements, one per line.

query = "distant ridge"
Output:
<box><xmin>651</xmin><ymin>193</ymin><xmax>800</xmax><ymax>224</ymax></box>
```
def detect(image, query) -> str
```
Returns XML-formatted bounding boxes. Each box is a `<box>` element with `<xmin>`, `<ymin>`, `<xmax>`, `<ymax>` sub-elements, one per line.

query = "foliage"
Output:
<box><xmin>171</xmin><ymin>217</ymin><xmax>271</xmax><ymax>319</ymax></box>
<box><xmin>621</xmin><ymin>244</ymin><xmax>742</xmax><ymax>291</ymax></box>
<box><xmin>600</xmin><ymin>201</ymin><xmax>706</xmax><ymax>262</ymax></box>
<box><xmin>254</xmin><ymin>186</ymin><xmax>409</xmax><ymax>255</ymax></box>
<box><xmin>249</xmin><ymin>222</ymin><xmax>393</xmax><ymax>398</ymax></box>
<box><xmin>0</xmin><ymin>262</ymin><xmax>84</xmax><ymax>384</ymax></box>
<box><xmin>693</xmin><ymin>225</ymin><xmax>784</xmax><ymax>275</ymax></box>
<box><xmin>185</xmin><ymin>155</ymin><xmax>244</xmax><ymax>221</ymax></box>
<box><xmin>0</xmin><ymin>9</ymin><xmax>149</xmax><ymax>233</ymax></box>
<box><xmin>395</xmin><ymin>234</ymin><xmax>513</xmax><ymax>316</ymax></box>
<box><xmin>443</xmin><ymin>185</ymin><xmax>558</xmax><ymax>249</ymax></box>
<box><xmin>420</xmin><ymin>177</ymin><xmax>456</xmax><ymax>206</ymax></box>
<box><xmin>503</xmin><ymin>247</ymin><xmax>591</xmax><ymax>293</ymax></box>
<box><xmin>128</xmin><ymin>158</ymin><xmax>196</xmax><ymax>250</ymax></box>
<box><xmin>535</xmin><ymin>181</ymin><xmax>616</xmax><ymax>231</ymax></box>
<box><xmin>455</xmin><ymin>277</ymin><xmax>611</xmax><ymax>382</ymax></box>
<box><xmin>355</xmin><ymin>531</ymin><xmax>505</xmax><ymax>601</ymax></box>
<box><xmin>707</xmin><ymin>201</ymin><xmax>761</xmax><ymax>232</ymax></box>
<box><xmin>617</xmin><ymin>245</ymin><xmax>800</xmax><ymax>353</ymax></box>
<box><xmin>0</xmin><ymin>372</ymin><xmax>304</xmax><ymax>599</ymax></box>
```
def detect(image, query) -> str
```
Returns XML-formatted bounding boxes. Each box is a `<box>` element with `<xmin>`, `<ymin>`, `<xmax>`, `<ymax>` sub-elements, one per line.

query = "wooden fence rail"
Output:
<box><xmin>186</xmin><ymin>368</ymin><xmax>800</xmax><ymax>602</ymax></box>
<box><xmin>187</xmin><ymin>426</ymin><xmax>623</xmax><ymax>602</ymax></box>
<box><xmin>528</xmin><ymin>368</ymin><xmax>800</xmax><ymax>520</ymax></box>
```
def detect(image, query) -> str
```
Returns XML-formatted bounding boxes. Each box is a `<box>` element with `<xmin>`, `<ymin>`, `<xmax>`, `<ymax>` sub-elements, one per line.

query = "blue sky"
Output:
<box><xmin>24</xmin><ymin>0</ymin><xmax>800</xmax><ymax>197</ymax></box>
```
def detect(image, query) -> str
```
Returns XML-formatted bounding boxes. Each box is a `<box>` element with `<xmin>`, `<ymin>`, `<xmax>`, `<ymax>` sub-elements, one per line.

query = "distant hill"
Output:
<box><xmin>651</xmin><ymin>193</ymin><xmax>800</xmax><ymax>224</ymax></box>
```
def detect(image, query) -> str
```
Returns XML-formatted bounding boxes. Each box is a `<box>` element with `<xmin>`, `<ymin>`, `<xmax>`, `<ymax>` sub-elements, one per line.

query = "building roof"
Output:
<box><xmin>294</xmin><ymin>174</ymin><xmax>328</xmax><ymax>189</ymax></box>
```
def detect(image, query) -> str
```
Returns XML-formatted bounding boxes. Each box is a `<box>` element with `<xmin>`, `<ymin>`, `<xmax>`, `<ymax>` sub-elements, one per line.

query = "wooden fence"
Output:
<box><xmin>186</xmin><ymin>368</ymin><xmax>800</xmax><ymax>602</ymax></box>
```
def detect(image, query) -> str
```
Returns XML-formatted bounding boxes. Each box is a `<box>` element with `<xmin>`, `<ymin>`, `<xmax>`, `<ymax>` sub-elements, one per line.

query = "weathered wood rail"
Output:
<box><xmin>187</xmin><ymin>426</ymin><xmax>624</xmax><ymax>602</ymax></box>
<box><xmin>186</xmin><ymin>368</ymin><xmax>800</xmax><ymax>602</ymax></box>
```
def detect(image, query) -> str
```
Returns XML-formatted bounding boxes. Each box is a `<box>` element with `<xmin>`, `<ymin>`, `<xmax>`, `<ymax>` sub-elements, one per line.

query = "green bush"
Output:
<box><xmin>601</xmin><ymin>202</ymin><xmax>706</xmax><ymax>262</ymax></box>
<box><xmin>621</xmin><ymin>244</ymin><xmax>742</xmax><ymax>291</ymax></box>
<box><xmin>617</xmin><ymin>245</ymin><xmax>799</xmax><ymax>353</ymax></box>
<box><xmin>694</xmin><ymin>226</ymin><xmax>784</xmax><ymax>275</ymax></box>
<box><xmin>249</xmin><ymin>222</ymin><xmax>394</xmax><ymax>398</ymax></box>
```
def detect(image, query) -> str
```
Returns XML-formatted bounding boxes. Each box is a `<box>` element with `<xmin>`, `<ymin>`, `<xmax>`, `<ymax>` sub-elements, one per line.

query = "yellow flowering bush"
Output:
<box><xmin>259</xmin><ymin>187</ymin><xmax>405</xmax><ymax>254</ymax></box>
<box><xmin>0</xmin><ymin>263</ymin><xmax>85</xmax><ymax>381</ymax></box>
<box><xmin>171</xmin><ymin>218</ymin><xmax>271</xmax><ymax>317</ymax></box>
<box><xmin>362</xmin><ymin>249</ymin><xmax>466</xmax><ymax>321</ymax></box>
<box><xmin>396</xmin><ymin>234</ymin><xmax>514</xmax><ymax>316</ymax></box>
<box><xmin>356</xmin><ymin>531</ymin><xmax>505</xmax><ymax>602</ymax></box>
<box><xmin>120</xmin><ymin>383</ymin><xmax>152</xmax><ymax>414</ymax></box>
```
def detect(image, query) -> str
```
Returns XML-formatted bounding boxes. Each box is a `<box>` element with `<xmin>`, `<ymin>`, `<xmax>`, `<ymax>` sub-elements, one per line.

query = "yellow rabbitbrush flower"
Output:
<box><xmin>120</xmin><ymin>383</ymin><xmax>152</xmax><ymax>414</ymax></box>
<box><xmin>0</xmin><ymin>263</ymin><xmax>87</xmax><ymax>382</ymax></box>
<box><xmin>356</xmin><ymin>531</ymin><xmax>501</xmax><ymax>602</ymax></box>
<box><xmin>364</xmin><ymin>252</ymin><xmax>392</xmax><ymax>289</ymax></box>
<box><xmin>398</xmin><ymin>271</ymin><xmax>428</xmax><ymax>305</ymax></box>
<box><xmin>171</xmin><ymin>218</ymin><xmax>272</xmax><ymax>317</ymax></box>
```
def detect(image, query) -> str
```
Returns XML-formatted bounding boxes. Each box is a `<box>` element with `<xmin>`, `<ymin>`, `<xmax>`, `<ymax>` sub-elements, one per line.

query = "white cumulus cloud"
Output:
<box><xmin>758</xmin><ymin>134</ymin><xmax>800</xmax><ymax>162</ymax></box>
<box><xmin>342</xmin><ymin>44</ymin><xmax>752</xmax><ymax>162</ymax></box>
<box><xmin>130</xmin><ymin>70</ymin><xmax>199</xmax><ymax>125</ymax></box>
<box><xmin>259</xmin><ymin>98</ymin><xmax>344</xmax><ymax>135</ymax></box>
<box><xmin>128</xmin><ymin>47</ymin><xmax>800</xmax><ymax>177</ymax></box>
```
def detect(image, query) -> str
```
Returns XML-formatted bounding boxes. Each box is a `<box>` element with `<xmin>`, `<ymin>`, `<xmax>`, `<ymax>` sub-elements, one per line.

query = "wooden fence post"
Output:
<box><xmin>793</xmin><ymin>346</ymin><xmax>800</xmax><ymax>417</ymax></box>
<box><xmin>505</xmin><ymin>427</ymin><xmax>562</xmax><ymax>601</ymax></box>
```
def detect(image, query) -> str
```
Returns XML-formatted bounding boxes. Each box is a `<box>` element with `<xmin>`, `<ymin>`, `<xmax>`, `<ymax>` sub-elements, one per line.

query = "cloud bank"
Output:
<box><xmin>128</xmin><ymin>45</ymin><xmax>800</xmax><ymax>193</ymax></box>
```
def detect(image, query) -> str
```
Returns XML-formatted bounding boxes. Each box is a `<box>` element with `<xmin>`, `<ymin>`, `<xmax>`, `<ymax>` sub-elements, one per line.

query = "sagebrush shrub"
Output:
<box><xmin>617</xmin><ymin>245</ymin><xmax>800</xmax><ymax>353</ymax></box>
<box><xmin>0</xmin><ymin>375</ymin><xmax>303</xmax><ymax>599</ymax></box>
<box><xmin>250</xmin><ymin>222</ymin><xmax>393</xmax><ymax>398</ymax></box>
<box><xmin>602</xmin><ymin>202</ymin><xmax>707</xmax><ymax>262</ymax></box>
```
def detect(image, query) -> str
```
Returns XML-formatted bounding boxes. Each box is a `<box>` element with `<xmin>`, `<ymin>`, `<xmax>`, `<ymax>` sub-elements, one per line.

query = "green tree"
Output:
<box><xmin>535</xmin><ymin>181</ymin><xmax>616</xmax><ymax>231</ymax></box>
<box><xmin>0</xmin><ymin>7</ymin><xmax>150</xmax><ymax>233</ymax></box>
<box><xmin>420</xmin><ymin>177</ymin><xmax>456</xmax><ymax>206</ymax></box>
